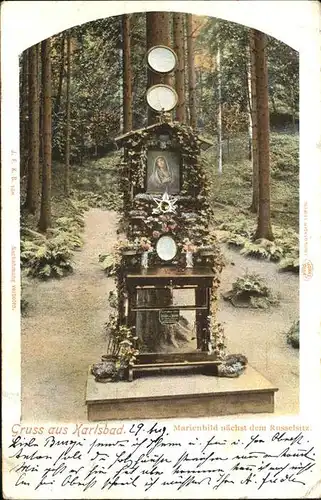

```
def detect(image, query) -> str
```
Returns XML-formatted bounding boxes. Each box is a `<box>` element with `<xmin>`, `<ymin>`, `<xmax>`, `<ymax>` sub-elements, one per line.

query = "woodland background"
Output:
<box><xmin>20</xmin><ymin>12</ymin><xmax>299</xmax><ymax>344</ymax></box>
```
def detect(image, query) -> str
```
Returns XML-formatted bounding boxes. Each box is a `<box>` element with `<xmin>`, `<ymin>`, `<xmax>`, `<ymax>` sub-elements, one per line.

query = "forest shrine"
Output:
<box><xmin>91</xmin><ymin>44</ymin><xmax>247</xmax><ymax>385</ymax></box>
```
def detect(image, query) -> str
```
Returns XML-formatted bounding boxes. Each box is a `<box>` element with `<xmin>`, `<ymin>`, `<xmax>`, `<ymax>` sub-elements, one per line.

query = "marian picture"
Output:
<box><xmin>146</xmin><ymin>149</ymin><xmax>180</xmax><ymax>194</ymax></box>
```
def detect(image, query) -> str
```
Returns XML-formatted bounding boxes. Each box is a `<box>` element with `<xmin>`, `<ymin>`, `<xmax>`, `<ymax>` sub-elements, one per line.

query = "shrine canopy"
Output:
<box><xmin>113</xmin><ymin>121</ymin><xmax>214</xmax><ymax>152</ymax></box>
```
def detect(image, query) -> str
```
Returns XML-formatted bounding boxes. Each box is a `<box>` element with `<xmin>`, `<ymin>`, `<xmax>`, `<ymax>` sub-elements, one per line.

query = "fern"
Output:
<box><xmin>240</xmin><ymin>239</ymin><xmax>284</xmax><ymax>261</ymax></box>
<box><xmin>286</xmin><ymin>320</ymin><xmax>299</xmax><ymax>348</ymax></box>
<box><xmin>224</xmin><ymin>272</ymin><xmax>279</xmax><ymax>309</ymax></box>
<box><xmin>279</xmin><ymin>256</ymin><xmax>300</xmax><ymax>273</ymax></box>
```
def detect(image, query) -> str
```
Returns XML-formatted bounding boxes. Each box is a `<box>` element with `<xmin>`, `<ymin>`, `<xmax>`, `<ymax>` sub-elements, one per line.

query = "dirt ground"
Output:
<box><xmin>21</xmin><ymin>208</ymin><xmax>299</xmax><ymax>422</ymax></box>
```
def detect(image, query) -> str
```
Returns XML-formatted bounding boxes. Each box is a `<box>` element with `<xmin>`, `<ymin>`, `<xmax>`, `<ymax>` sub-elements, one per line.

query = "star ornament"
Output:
<box><xmin>152</xmin><ymin>190</ymin><xmax>178</xmax><ymax>215</ymax></box>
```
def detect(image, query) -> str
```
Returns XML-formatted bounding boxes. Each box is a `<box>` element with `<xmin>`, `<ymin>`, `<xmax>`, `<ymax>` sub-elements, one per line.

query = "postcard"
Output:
<box><xmin>2</xmin><ymin>1</ymin><xmax>321</xmax><ymax>498</ymax></box>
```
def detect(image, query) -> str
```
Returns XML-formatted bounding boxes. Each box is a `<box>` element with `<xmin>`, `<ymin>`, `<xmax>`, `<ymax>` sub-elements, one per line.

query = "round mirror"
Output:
<box><xmin>156</xmin><ymin>235</ymin><xmax>177</xmax><ymax>261</ymax></box>
<box><xmin>146</xmin><ymin>84</ymin><xmax>178</xmax><ymax>112</ymax></box>
<box><xmin>147</xmin><ymin>46</ymin><xmax>177</xmax><ymax>74</ymax></box>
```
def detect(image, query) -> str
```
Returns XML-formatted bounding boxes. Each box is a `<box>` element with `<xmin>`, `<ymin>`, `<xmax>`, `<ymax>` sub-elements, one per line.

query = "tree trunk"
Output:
<box><xmin>142</xmin><ymin>13</ymin><xmax>192</xmax><ymax>350</ymax></box>
<box><xmin>291</xmin><ymin>86</ymin><xmax>296</xmax><ymax>132</ymax></box>
<box><xmin>20</xmin><ymin>51</ymin><xmax>29</xmax><ymax>179</ymax></box>
<box><xmin>64</xmin><ymin>31</ymin><xmax>71</xmax><ymax>195</ymax></box>
<box><xmin>38</xmin><ymin>38</ymin><xmax>52</xmax><ymax>232</ymax></box>
<box><xmin>253</xmin><ymin>30</ymin><xmax>273</xmax><ymax>241</ymax></box>
<box><xmin>249</xmin><ymin>29</ymin><xmax>259</xmax><ymax>213</ymax></box>
<box><xmin>122</xmin><ymin>14</ymin><xmax>133</xmax><ymax>133</ymax></box>
<box><xmin>246</xmin><ymin>42</ymin><xmax>253</xmax><ymax>162</ymax></box>
<box><xmin>26</xmin><ymin>44</ymin><xmax>40</xmax><ymax>214</ymax></box>
<box><xmin>173</xmin><ymin>13</ymin><xmax>186</xmax><ymax>123</ymax></box>
<box><xmin>216</xmin><ymin>38</ymin><xmax>223</xmax><ymax>174</ymax></box>
<box><xmin>39</xmin><ymin>46</ymin><xmax>44</xmax><ymax>167</ymax></box>
<box><xmin>146</xmin><ymin>12</ymin><xmax>172</xmax><ymax>125</ymax></box>
<box><xmin>198</xmin><ymin>70</ymin><xmax>203</xmax><ymax>127</ymax></box>
<box><xmin>186</xmin><ymin>14</ymin><xmax>197</xmax><ymax>129</ymax></box>
<box><xmin>54</xmin><ymin>34</ymin><xmax>65</xmax><ymax>117</ymax></box>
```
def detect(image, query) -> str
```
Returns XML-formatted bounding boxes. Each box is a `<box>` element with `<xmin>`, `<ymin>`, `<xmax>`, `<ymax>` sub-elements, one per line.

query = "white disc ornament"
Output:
<box><xmin>147</xmin><ymin>45</ymin><xmax>177</xmax><ymax>74</ymax></box>
<box><xmin>146</xmin><ymin>84</ymin><xmax>178</xmax><ymax>113</ymax></box>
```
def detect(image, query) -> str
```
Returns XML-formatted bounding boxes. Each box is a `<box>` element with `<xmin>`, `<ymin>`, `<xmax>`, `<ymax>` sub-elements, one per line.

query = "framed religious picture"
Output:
<box><xmin>146</xmin><ymin>149</ymin><xmax>181</xmax><ymax>194</ymax></box>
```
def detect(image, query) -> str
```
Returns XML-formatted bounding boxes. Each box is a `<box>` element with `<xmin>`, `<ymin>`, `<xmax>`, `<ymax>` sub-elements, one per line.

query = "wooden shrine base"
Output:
<box><xmin>86</xmin><ymin>365</ymin><xmax>278</xmax><ymax>422</ymax></box>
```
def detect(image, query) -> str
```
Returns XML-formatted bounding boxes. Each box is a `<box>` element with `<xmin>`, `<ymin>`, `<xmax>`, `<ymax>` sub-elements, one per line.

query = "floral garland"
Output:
<box><xmin>95</xmin><ymin>121</ymin><xmax>228</xmax><ymax>378</ymax></box>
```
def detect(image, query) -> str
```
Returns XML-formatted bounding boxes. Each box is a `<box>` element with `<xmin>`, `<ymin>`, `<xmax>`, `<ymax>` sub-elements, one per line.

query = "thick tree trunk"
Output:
<box><xmin>146</xmin><ymin>12</ymin><xmax>172</xmax><ymax>125</ymax></box>
<box><xmin>122</xmin><ymin>14</ymin><xmax>133</xmax><ymax>133</ymax></box>
<box><xmin>186</xmin><ymin>14</ymin><xmax>197</xmax><ymax>129</ymax></box>
<box><xmin>64</xmin><ymin>32</ymin><xmax>71</xmax><ymax>195</ymax></box>
<box><xmin>20</xmin><ymin>51</ymin><xmax>29</xmax><ymax>179</ymax></box>
<box><xmin>173</xmin><ymin>13</ymin><xmax>186</xmax><ymax>123</ymax></box>
<box><xmin>140</xmin><ymin>12</ymin><xmax>192</xmax><ymax>351</ymax></box>
<box><xmin>253</xmin><ymin>30</ymin><xmax>273</xmax><ymax>241</ymax></box>
<box><xmin>38</xmin><ymin>38</ymin><xmax>52</xmax><ymax>232</ymax></box>
<box><xmin>54</xmin><ymin>34</ymin><xmax>65</xmax><ymax>117</ymax></box>
<box><xmin>216</xmin><ymin>39</ymin><xmax>223</xmax><ymax>174</ymax></box>
<box><xmin>39</xmin><ymin>46</ymin><xmax>44</xmax><ymax>167</ymax></box>
<box><xmin>249</xmin><ymin>29</ymin><xmax>259</xmax><ymax>213</ymax></box>
<box><xmin>26</xmin><ymin>44</ymin><xmax>40</xmax><ymax>214</ymax></box>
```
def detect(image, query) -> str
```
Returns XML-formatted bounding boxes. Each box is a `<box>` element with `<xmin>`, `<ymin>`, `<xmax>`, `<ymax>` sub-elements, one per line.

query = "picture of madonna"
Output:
<box><xmin>146</xmin><ymin>150</ymin><xmax>180</xmax><ymax>194</ymax></box>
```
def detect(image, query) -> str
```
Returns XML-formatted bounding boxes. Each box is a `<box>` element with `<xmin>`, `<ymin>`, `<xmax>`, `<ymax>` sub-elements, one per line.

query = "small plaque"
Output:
<box><xmin>159</xmin><ymin>309</ymin><xmax>180</xmax><ymax>325</ymax></box>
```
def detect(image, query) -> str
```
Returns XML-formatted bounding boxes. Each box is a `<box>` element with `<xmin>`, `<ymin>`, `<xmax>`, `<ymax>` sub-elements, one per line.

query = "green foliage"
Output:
<box><xmin>105</xmin><ymin>315</ymin><xmax>139</xmax><ymax>367</ymax></box>
<box><xmin>99</xmin><ymin>252</ymin><xmax>119</xmax><ymax>276</ymax></box>
<box><xmin>77</xmin><ymin>191</ymin><xmax>123</xmax><ymax>211</ymax></box>
<box><xmin>240</xmin><ymin>238</ymin><xmax>284</xmax><ymax>262</ymax></box>
<box><xmin>21</xmin><ymin>235</ymin><xmax>74</xmax><ymax>279</ymax></box>
<box><xmin>286</xmin><ymin>320</ymin><xmax>299</xmax><ymax>349</ymax></box>
<box><xmin>20</xmin><ymin>188</ymin><xmax>88</xmax><ymax>279</ymax></box>
<box><xmin>279</xmin><ymin>256</ymin><xmax>300</xmax><ymax>273</ymax></box>
<box><xmin>270</xmin><ymin>133</ymin><xmax>299</xmax><ymax>180</ymax></box>
<box><xmin>21</xmin><ymin>274</ymin><xmax>29</xmax><ymax>314</ymax></box>
<box><xmin>223</xmin><ymin>272</ymin><xmax>279</xmax><ymax>309</ymax></box>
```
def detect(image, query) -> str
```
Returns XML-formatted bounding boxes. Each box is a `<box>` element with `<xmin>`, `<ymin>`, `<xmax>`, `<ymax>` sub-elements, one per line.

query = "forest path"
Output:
<box><xmin>21</xmin><ymin>209</ymin><xmax>299</xmax><ymax>422</ymax></box>
<box><xmin>21</xmin><ymin>208</ymin><xmax>118</xmax><ymax>422</ymax></box>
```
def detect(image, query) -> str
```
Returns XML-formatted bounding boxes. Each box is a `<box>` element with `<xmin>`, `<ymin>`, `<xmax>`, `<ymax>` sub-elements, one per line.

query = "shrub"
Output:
<box><xmin>21</xmin><ymin>275</ymin><xmax>29</xmax><ymax>314</ymax></box>
<box><xmin>98</xmin><ymin>252</ymin><xmax>119</xmax><ymax>276</ymax></box>
<box><xmin>279</xmin><ymin>256</ymin><xmax>300</xmax><ymax>273</ymax></box>
<box><xmin>223</xmin><ymin>272</ymin><xmax>279</xmax><ymax>309</ymax></box>
<box><xmin>240</xmin><ymin>238</ymin><xmax>284</xmax><ymax>262</ymax></box>
<box><xmin>286</xmin><ymin>320</ymin><xmax>299</xmax><ymax>348</ymax></box>
<box><xmin>21</xmin><ymin>235</ymin><xmax>74</xmax><ymax>279</ymax></box>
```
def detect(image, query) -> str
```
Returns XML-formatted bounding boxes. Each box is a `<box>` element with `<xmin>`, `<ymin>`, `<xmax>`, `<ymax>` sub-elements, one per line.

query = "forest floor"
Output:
<box><xmin>21</xmin><ymin>208</ymin><xmax>299</xmax><ymax>422</ymax></box>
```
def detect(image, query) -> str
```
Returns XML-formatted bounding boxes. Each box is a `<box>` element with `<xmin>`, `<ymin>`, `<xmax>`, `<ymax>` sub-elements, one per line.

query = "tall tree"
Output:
<box><xmin>253</xmin><ymin>30</ymin><xmax>273</xmax><ymax>240</ymax></box>
<box><xmin>64</xmin><ymin>31</ymin><xmax>71</xmax><ymax>195</ymax></box>
<box><xmin>26</xmin><ymin>44</ymin><xmax>40</xmax><ymax>214</ymax></box>
<box><xmin>186</xmin><ymin>14</ymin><xmax>197</xmax><ymax>129</ymax></box>
<box><xmin>54</xmin><ymin>34</ymin><xmax>65</xmax><ymax>117</ymax></box>
<box><xmin>216</xmin><ymin>34</ymin><xmax>223</xmax><ymax>174</ymax></box>
<box><xmin>248</xmin><ymin>29</ymin><xmax>259</xmax><ymax>213</ymax></box>
<box><xmin>20</xmin><ymin>51</ymin><xmax>29</xmax><ymax>179</ymax></box>
<box><xmin>146</xmin><ymin>12</ymin><xmax>171</xmax><ymax>125</ymax></box>
<box><xmin>122</xmin><ymin>14</ymin><xmax>133</xmax><ymax>133</ymax></box>
<box><xmin>173</xmin><ymin>13</ymin><xmax>186</xmax><ymax>122</ymax></box>
<box><xmin>39</xmin><ymin>38</ymin><xmax>52</xmax><ymax>231</ymax></box>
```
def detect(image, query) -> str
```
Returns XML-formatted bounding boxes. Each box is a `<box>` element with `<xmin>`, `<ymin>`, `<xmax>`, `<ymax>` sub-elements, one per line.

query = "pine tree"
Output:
<box><xmin>26</xmin><ymin>44</ymin><xmax>40</xmax><ymax>214</ymax></box>
<box><xmin>173</xmin><ymin>13</ymin><xmax>186</xmax><ymax>122</ymax></box>
<box><xmin>249</xmin><ymin>29</ymin><xmax>259</xmax><ymax>213</ymax></box>
<box><xmin>146</xmin><ymin>12</ymin><xmax>171</xmax><ymax>125</ymax></box>
<box><xmin>122</xmin><ymin>14</ymin><xmax>133</xmax><ymax>133</ymax></box>
<box><xmin>186</xmin><ymin>14</ymin><xmax>197</xmax><ymax>129</ymax></box>
<box><xmin>39</xmin><ymin>38</ymin><xmax>52</xmax><ymax>231</ymax></box>
<box><xmin>64</xmin><ymin>31</ymin><xmax>71</xmax><ymax>195</ymax></box>
<box><xmin>254</xmin><ymin>30</ymin><xmax>273</xmax><ymax>240</ymax></box>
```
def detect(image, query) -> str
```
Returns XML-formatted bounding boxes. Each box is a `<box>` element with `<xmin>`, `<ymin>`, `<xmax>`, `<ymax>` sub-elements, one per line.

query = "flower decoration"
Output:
<box><xmin>139</xmin><ymin>237</ymin><xmax>153</xmax><ymax>252</ymax></box>
<box><xmin>182</xmin><ymin>238</ymin><xmax>198</xmax><ymax>254</ymax></box>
